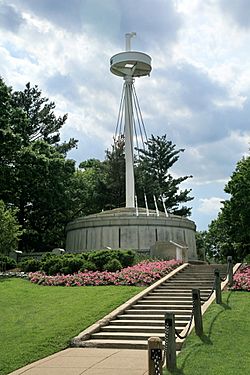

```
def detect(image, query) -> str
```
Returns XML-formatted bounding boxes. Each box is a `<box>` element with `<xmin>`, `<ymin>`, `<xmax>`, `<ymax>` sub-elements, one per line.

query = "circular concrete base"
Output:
<box><xmin>66</xmin><ymin>208</ymin><xmax>197</xmax><ymax>260</ymax></box>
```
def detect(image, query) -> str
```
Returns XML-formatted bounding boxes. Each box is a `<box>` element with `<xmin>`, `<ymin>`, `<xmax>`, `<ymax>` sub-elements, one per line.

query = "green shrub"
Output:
<box><xmin>61</xmin><ymin>257</ymin><xmax>85</xmax><ymax>274</ymax></box>
<box><xmin>104</xmin><ymin>258</ymin><xmax>122</xmax><ymax>272</ymax></box>
<box><xmin>87</xmin><ymin>249</ymin><xmax>116</xmax><ymax>271</ymax></box>
<box><xmin>79</xmin><ymin>260</ymin><xmax>97</xmax><ymax>272</ymax></box>
<box><xmin>117</xmin><ymin>249</ymin><xmax>135</xmax><ymax>267</ymax></box>
<box><xmin>47</xmin><ymin>261</ymin><xmax>63</xmax><ymax>276</ymax></box>
<box><xmin>244</xmin><ymin>254</ymin><xmax>250</xmax><ymax>264</ymax></box>
<box><xmin>41</xmin><ymin>255</ymin><xmax>63</xmax><ymax>275</ymax></box>
<box><xmin>86</xmin><ymin>249</ymin><xmax>136</xmax><ymax>271</ymax></box>
<box><xmin>31</xmin><ymin>249</ymin><xmax>135</xmax><ymax>275</ymax></box>
<box><xmin>0</xmin><ymin>254</ymin><xmax>17</xmax><ymax>270</ymax></box>
<box><xmin>20</xmin><ymin>258</ymin><xmax>41</xmax><ymax>272</ymax></box>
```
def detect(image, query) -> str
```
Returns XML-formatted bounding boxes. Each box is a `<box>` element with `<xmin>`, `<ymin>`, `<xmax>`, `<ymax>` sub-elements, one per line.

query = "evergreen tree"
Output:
<box><xmin>103</xmin><ymin>136</ymin><xmax>126</xmax><ymax>208</ymax></box>
<box><xmin>135</xmin><ymin>135</ymin><xmax>193</xmax><ymax>216</ymax></box>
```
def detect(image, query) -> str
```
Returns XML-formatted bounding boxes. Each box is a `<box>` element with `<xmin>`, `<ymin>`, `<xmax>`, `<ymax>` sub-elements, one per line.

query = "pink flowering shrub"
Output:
<box><xmin>28</xmin><ymin>259</ymin><xmax>182</xmax><ymax>287</ymax></box>
<box><xmin>232</xmin><ymin>265</ymin><xmax>250</xmax><ymax>291</ymax></box>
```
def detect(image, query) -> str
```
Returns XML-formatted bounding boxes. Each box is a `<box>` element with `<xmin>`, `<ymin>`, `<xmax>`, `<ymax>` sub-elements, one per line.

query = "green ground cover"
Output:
<box><xmin>0</xmin><ymin>277</ymin><xmax>143</xmax><ymax>375</ymax></box>
<box><xmin>164</xmin><ymin>291</ymin><xmax>250</xmax><ymax>375</ymax></box>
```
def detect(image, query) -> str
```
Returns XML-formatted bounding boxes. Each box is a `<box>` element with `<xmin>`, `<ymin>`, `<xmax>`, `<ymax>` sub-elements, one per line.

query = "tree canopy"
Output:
<box><xmin>136</xmin><ymin>135</ymin><xmax>193</xmax><ymax>216</ymax></box>
<box><xmin>205</xmin><ymin>154</ymin><xmax>250</xmax><ymax>262</ymax></box>
<box><xmin>0</xmin><ymin>78</ymin><xmax>78</xmax><ymax>251</ymax></box>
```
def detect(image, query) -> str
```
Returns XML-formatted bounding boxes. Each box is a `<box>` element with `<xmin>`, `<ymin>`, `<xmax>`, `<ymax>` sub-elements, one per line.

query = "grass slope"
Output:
<box><xmin>164</xmin><ymin>291</ymin><xmax>250</xmax><ymax>375</ymax></box>
<box><xmin>0</xmin><ymin>278</ymin><xmax>143</xmax><ymax>375</ymax></box>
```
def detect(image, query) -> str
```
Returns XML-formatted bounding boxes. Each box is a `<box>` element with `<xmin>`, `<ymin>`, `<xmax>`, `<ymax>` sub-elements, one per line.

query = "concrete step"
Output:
<box><xmin>174</xmin><ymin>272</ymin><xmax>215</xmax><ymax>276</ymax></box>
<box><xmin>164</xmin><ymin>281</ymin><xmax>214</xmax><ymax>286</ymax></box>
<box><xmin>109</xmin><ymin>319</ymin><xmax>187</xmax><ymax>328</ymax></box>
<box><xmin>148</xmin><ymin>291</ymin><xmax>213</xmax><ymax>300</ymax></box>
<box><xmin>77</xmin><ymin>339</ymin><xmax>182</xmax><ymax>351</ymax></box>
<box><xmin>171</xmin><ymin>280</ymin><xmax>214</xmax><ymax>284</ymax></box>
<box><xmin>137</xmin><ymin>300</ymin><xmax>193</xmax><ymax>305</ymax></box>
<box><xmin>144</xmin><ymin>295</ymin><xmax>192</xmax><ymax>300</ymax></box>
<box><xmin>125</xmin><ymin>308</ymin><xmax>192</xmax><ymax>315</ymax></box>
<box><xmin>101</xmin><ymin>325</ymin><xmax>184</xmax><ymax>333</ymax></box>
<box><xmin>90</xmin><ymin>331</ymin><xmax>182</xmax><ymax>347</ymax></box>
<box><xmin>73</xmin><ymin>262</ymin><xmax>227</xmax><ymax>352</ymax></box>
<box><xmin>167</xmin><ymin>278</ymin><xmax>214</xmax><ymax>282</ymax></box>
<box><xmin>117</xmin><ymin>314</ymin><xmax>190</xmax><ymax>322</ymax></box>
<box><xmin>158</xmin><ymin>283</ymin><xmax>213</xmax><ymax>293</ymax></box>
<box><xmin>132</xmin><ymin>304</ymin><xmax>192</xmax><ymax>310</ymax></box>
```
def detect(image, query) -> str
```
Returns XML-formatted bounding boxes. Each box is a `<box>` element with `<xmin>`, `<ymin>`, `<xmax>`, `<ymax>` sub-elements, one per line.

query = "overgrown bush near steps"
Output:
<box><xmin>20</xmin><ymin>249</ymin><xmax>135</xmax><ymax>275</ymax></box>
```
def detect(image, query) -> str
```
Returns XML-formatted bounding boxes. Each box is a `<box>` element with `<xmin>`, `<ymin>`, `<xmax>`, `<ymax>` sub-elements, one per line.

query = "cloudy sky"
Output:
<box><xmin>1</xmin><ymin>0</ymin><xmax>250</xmax><ymax>230</ymax></box>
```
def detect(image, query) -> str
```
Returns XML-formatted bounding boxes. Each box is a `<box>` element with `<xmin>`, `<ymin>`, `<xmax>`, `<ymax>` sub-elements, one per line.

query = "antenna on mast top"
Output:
<box><xmin>125</xmin><ymin>32</ymin><xmax>136</xmax><ymax>51</ymax></box>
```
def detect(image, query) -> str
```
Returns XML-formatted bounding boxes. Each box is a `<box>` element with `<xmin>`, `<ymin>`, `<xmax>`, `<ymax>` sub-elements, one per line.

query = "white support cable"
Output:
<box><xmin>153</xmin><ymin>195</ymin><xmax>160</xmax><ymax>216</ymax></box>
<box><xmin>115</xmin><ymin>85</ymin><xmax>125</xmax><ymax>139</ymax></box>
<box><xmin>132</xmin><ymin>85</ymin><xmax>148</xmax><ymax>143</ymax></box>
<box><xmin>161</xmin><ymin>195</ymin><xmax>169</xmax><ymax>217</ymax></box>
<box><xmin>135</xmin><ymin>195</ymin><xmax>139</xmax><ymax>216</ymax></box>
<box><xmin>144</xmin><ymin>193</ymin><xmax>149</xmax><ymax>216</ymax></box>
<box><xmin>131</xmin><ymin>85</ymin><xmax>146</xmax><ymax>150</ymax></box>
<box><xmin>133</xmin><ymin>110</ymin><xmax>140</xmax><ymax>151</ymax></box>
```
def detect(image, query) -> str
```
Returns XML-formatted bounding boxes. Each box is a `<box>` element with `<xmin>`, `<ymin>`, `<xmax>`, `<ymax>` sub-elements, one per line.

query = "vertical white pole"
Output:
<box><xmin>124</xmin><ymin>76</ymin><xmax>135</xmax><ymax>208</ymax></box>
<box><xmin>125</xmin><ymin>32</ymin><xmax>136</xmax><ymax>51</ymax></box>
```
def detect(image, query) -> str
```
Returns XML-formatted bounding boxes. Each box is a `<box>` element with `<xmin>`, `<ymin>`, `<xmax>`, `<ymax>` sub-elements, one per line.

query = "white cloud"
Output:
<box><xmin>198</xmin><ymin>197</ymin><xmax>224</xmax><ymax>214</ymax></box>
<box><xmin>1</xmin><ymin>0</ymin><xmax>250</xmax><ymax>230</ymax></box>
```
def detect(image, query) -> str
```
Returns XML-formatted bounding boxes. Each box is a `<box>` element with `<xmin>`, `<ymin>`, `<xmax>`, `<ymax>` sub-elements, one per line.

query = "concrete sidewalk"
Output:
<box><xmin>9</xmin><ymin>348</ymin><xmax>148</xmax><ymax>375</ymax></box>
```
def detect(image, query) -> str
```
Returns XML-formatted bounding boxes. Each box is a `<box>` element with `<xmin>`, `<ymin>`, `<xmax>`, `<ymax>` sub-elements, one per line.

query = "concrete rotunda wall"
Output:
<box><xmin>66</xmin><ymin>208</ymin><xmax>197</xmax><ymax>260</ymax></box>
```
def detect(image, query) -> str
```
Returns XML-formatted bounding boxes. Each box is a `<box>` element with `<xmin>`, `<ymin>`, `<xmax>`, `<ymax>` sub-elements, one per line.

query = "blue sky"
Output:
<box><xmin>1</xmin><ymin>0</ymin><xmax>250</xmax><ymax>230</ymax></box>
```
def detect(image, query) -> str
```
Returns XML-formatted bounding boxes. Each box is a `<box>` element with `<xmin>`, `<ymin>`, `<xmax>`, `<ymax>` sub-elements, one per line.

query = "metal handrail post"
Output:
<box><xmin>214</xmin><ymin>269</ymin><xmax>222</xmax><ymax>304</ymax></box>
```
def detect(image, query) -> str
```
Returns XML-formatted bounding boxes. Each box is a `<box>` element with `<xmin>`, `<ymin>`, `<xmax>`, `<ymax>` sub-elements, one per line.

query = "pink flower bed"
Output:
<box><xmin>232</xmin><ymin>265</ymin><xmax>250</xmax><ymax>291</ymax></box>
<box><xmin>28</xmin><ymin>259</ymin><xmax>182</xmax><ymax>287</ymax></box>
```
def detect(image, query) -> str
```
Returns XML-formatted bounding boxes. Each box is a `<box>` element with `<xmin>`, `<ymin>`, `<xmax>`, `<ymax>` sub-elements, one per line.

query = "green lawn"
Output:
<box><xmin>164</xmin><ymin>291</ymin><xmax>250</xmax><ymax>375</ymax></box>
<box><xmin>0</xmin><ymin>277</ymin><xmax>143</xmax><ymax>375</ymax></box>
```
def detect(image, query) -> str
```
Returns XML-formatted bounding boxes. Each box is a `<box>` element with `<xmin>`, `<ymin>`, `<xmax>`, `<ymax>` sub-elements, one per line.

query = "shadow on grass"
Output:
<box><xmin>165</xmin><ymin>292</ymin><xmax>233</xmax><ymax>374</ymax></box>
<box><xmin>0</xmin><ymin>276</ymin><xmax>12</xmax><ymax>283</ymax></box>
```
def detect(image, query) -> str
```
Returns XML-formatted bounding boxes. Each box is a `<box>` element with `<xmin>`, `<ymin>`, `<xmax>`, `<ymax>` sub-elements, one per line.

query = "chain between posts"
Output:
<box><xmin>151</xmin><ymin>348</ymin><xmax>162</xmax><ymax>375</ymax></box>
<box><xmin>162</xmin><ymin>259</ymin><xmax>234</xmax><ymax>370</ymax></box>
<box><xmin>200</xmin><ymin>277</ymin><xmax>216</xmax><ymax>303</ymax></box>
<box><xmin>162</xmin><ymin>315</ymin><xmax>170</xmax><ymax>366</ymax></box>
<box><xmin>175</xmin><ymin>305</ymin><xmax>194</xmax><ymax>340</ymax></box>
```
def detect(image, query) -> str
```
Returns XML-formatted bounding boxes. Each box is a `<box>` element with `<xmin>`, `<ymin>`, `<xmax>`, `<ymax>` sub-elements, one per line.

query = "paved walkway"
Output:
<box><xmin>9</xmin><ymin>348</ymin><xmax>148</xmax><ymax>375</ymax></box>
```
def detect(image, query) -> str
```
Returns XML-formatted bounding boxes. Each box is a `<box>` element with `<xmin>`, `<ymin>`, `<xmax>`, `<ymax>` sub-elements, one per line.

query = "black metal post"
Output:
<box><xmin>214</xmin><ymin>269</ymin><xmax>222</xmax><ymax>304</ymax></box>
<box><xmin>165</xmin><ymin>312</ymin><xmax>176</xmax><ymax>372</ymax></box>
<box><xmin>227</xmin><ymin>256</ymin><xmax>233</xmax><ymax>287</ymax></box>
<box><xmin>192</xmin><ymin>289</ymin><xmax>203</xmax><ymax>336</ymax></box>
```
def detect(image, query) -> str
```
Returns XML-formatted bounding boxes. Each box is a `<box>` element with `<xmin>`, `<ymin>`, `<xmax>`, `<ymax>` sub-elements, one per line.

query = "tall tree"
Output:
<box><xmin>135</xmin><ymin>135</ymin><xmax>193</xmax><ymax>216</ymax></box>
<box><xmin>103</xmin><ymin>136</ymin><xmax>126</xmax><ymax>209</ymax></box>
<box><xmin>207</xmin><ymin>154</ymin><xmax>250</xmax><ymax>261</ymax></box>
<box><xmin>0</xmin><ymin>78</ymin><xmax>78</xmax><ymax>251</ymax></box>
<box><xmin>72</xmin><ymin>158</ymin><xmax>107</xmax><ymax>216</ymax></box>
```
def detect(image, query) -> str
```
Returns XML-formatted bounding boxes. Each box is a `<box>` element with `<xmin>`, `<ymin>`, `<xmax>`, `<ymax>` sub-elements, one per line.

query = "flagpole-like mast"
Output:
<box><xmin>110</xmin><ymin>33</ymin><xmax>152</xmax><ymax>208</ymax></box>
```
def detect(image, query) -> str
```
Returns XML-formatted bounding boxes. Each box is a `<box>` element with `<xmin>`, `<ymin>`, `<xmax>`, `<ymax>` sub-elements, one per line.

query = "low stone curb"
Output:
<box><xmin>71</xmin><ymin>263</ymin><xmax>189</xmax><ymax>346</ymax></box>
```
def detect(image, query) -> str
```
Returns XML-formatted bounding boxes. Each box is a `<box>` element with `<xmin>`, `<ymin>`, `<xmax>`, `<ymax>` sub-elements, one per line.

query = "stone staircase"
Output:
<box><xmin>75</xmin><ymin>263</ymin><xmax>227</xmax><ymax>350</ymax></box>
